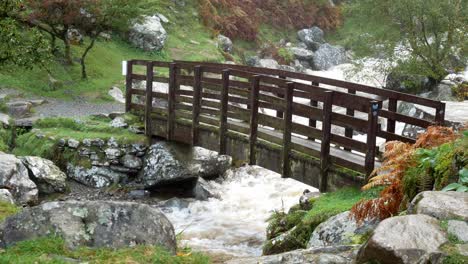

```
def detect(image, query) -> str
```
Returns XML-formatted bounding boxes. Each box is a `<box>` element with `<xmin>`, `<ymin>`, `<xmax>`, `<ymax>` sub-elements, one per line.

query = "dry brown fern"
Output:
<box><xmin>351</xmin><ymin>126</ymin><xmax>458</xmax><ymax>223</ymax></box>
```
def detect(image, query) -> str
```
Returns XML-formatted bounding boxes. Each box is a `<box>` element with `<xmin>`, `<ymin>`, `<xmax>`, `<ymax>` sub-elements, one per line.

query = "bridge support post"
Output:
<box><xmin>125</xmin><ymin>60</ymin><xmax>134</xmax><ymax>112</ymax></box>
<box><xmin>344</xmin><ymin>89</ymin><xmax>356</xmax><ymax>151</ymax></box>
<box><xmin>144</xmin><ymin>61</ymin><xmax>154</xmax><ymax>136</ymax></box>
<box><xmin>365</xmin><ymin>100</ymin><xmax>381</xmax><ymax>178</ymax></box>
<box><xmin>435</xmin><ymin>102</ymin><xmax>446</xmax><ymax>125</ymax></box>
<box><xmin>319</xmin><ymin>91</ymin><xmax>333</xmax><ymax>192</ymax></box>
<box><xmin>249</xmin><ymin>75</ymin><xmax>261</xmax><ymax>165</ymax></box>
<box><xmin>167</xmin><ymin>63</ymin><xmax>177</xmax><ymax>141</ymax></box>
<box><xmin>219</xmin><ymin>69</ymin><xmax>230</xmax><ymax>155</ymax></box>
<box><xmin>282</xmin><ymin>82</ymin><xmax>294</xmax><ymax>178</ymax></box>
<box><xmin>386</xmin><ymin>98</ymin><xmax>397</xmax><ymax>142</ymax></box>
<box><xmin>192</xmin><ymin>66</ymin><xmax>202</xmax><ymax>146</ymax></box>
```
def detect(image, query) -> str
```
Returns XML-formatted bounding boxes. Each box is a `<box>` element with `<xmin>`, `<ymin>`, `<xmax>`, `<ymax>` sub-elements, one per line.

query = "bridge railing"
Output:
<box><xmin>124</xmin><ymin>60</ymin><xmax>391</xmax><ymax>191</ymax></box>
<box><xmin>174</xmin><ymin>61</ymin><xmax>446</xmax><ymax>144</ymax></box>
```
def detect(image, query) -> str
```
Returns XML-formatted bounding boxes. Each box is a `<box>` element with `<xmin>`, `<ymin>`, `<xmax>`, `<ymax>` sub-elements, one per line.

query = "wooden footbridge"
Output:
<box><xmin>124</xmin><ymin>60</ymin><xmax>445</xmax><ymax>191</ymax></box>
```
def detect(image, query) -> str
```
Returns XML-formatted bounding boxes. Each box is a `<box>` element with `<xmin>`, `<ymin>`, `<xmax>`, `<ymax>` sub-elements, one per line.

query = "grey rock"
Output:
<box><xmin>138</xmin><ymin>142</ymin><xmax>196</xmax><ymax>188</ymax></box>
<box><xmin>108</xmin><ymin>87</ymin><xmax>125</xmax><ymax>104</ymax></box>
<box><xmin>308</xmin><ymin>211</ymin><xmax>379</xmax><ymax>248</ymax></box>
<box><xmin>447</xmin><ymin>220</ymin><xmax>468</xmax><ymax>243</ymax></box>
<box><xmin>0</xmin><ymin>153</ymin><xmax>38</xmax><ymax>205</ymax></box>
<box><xmin>29</xmin><ymin>99</ymin><xmax>46</xmax><ymax>106</ymax></box>
<box><xmin>67</xmin><ymin>165</ymin><xmax>127</xmax><ymax>188</ymax></box>
<box><xmin>107</xmin><ymin>137</ymin><xmax>119</xmax><ymax>148</ymax></box>
<box><xmin>386</xmin><ymin>71</ymin><xmax>435</xmax><ymax>94</ymax></box>
<box><xmin>357</xmin><ymin>215</ymin><xmax>448</xmax><ymax>264</ymax></box>
<box><xmin>160</xmin><ymin>197</ymin><xmax>193</xmax><ymax>210</ymax></box>
<box><xmin>187</xmin><ymin>147</ymin><xmax>232</xmax><ymax>179</ymax></box>
<box><xmin>67</xmin><ymin>139</ymin><xmax>80</xmax><ymax>149</ymax></box>
<box><xmin>408</xmin><ymin>191</ymin><xmax>468</xmax><ymax>221</ymax></box>
<box><xmin>66</xmin><ymin>28</ymin><xmax>83</xmax><ymax>44</ymax></box>
<box><xmin>297</xmin><ymin>27</ymin><xmax>325</xmax><ymax>51</ymax></box>
<box><xmin>20</xmin><ymin>156</ymin><xmax>68</xmax><ymax>194</ymax></box>
<box><xmin>0</xmin><ymin>189</ymin><xmax>14</xmax><ymax>204</ymax></box>
<box><xmin>227</xmin><ymin>245</ymin><xmax>357</xmax><ymax>264</ymax></box>
<box><xmin>129</xmin><ymin>15</ymin><xmax>167</xmax><ymax>51</ymax></box>
<box><xmin>108</xmin><ymin>112</ymin><xmax>125</xmax><ymax>119</ymax></box>
<box><xmin>0</xmin><ymin>201</ymin><xmax>176</xmax><ymax>252</ymax></box>
<box><xmin>120</xmin><ymin>154</ymin><xmax>143</xmax><ymax>170</ymax></box>
<box><xmin>105</xmin><ymin>148</ymin><xmax>122</xmax><ymax>160</ymax></box>
<box><xmin>157</xmin><ymin>13</ymin><xmax>169</xmax><ymax>23</ymax></box>
<box><xmin>217</xmin><ymin>35</ymin><xmax>233</xmax><ymax>53</ymax></box>
<box><xmin>110</xmin><ymin>117</ymin><xmax>128</xmax><ymax>128</ymax></box>
<box><xmin>0</xmin><ymin>113</ymin><xmax>10</xmax><ymax>126</ymax></box>
<box><xmin>128</xmin><ymin>190</ymin><xmax>150</xmax><ymax>199</ymax></box>
<box><xmin>257</xmin><ymin>59</ymin><xmax>279</xmax><ymax>69</ymax></box>
<box><xmin>14</xmin><ymin>117</ymin><xmax>39</xmax><ymax>128</ymax></box>
<box><xmin>279</xmin><ymin>65</ymin><xmax>296</xmax><ymax>72</ymax></box>
<box><xmin>246</xmin><ymin>56</ymin><xmax>260</xmax><ymax>67</ymax></box>
<box><xmin>312</xmin><ymin>44</ymin><xmax>347</xmax><ymax>71</ymax></box>
<box><xmin>192</xmin><ymin>177</ymin><xmax>219</xmax><ymax>201</ymax></box>
<box><xmin>290</xmin><ymin>47</ymin><xmax>314</xmax><ymax>61</ymax></box>
<box><xmin>6</xmin><ymin>101</ymin><xmax>32</xmax><ymax>118</ymax></box>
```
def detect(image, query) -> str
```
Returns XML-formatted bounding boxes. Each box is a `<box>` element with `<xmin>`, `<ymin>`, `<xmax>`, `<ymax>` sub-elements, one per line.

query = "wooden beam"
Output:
<box><xmin>167</xmin><ymin>63</ymin><xmax>177</xmax><ymax>140</ymax></box>
<box><xmin>192</xmin><ymin>66</ymin><xmax>203</xmax><ymax>146</ymax></box>
<box><xmin>219</xmin><ymin>69</ymin><xmax>230</xmax><ymax>155</ymax></box>
<box><xmin>319</xmin><ymin>91</ymin><xmax>333</xmax><ymax>192</ymax></box>
<box><xmin>144</xmin><ymin>61</ymin><xmax>154</xmax><ymax>136</ymax></box>
<box><xmin>282</xmin><ymin>82</ymin><xmax>294</xmax><ymax>178</ymax></box>
<box><xmin>386</xmin><ymin>98</ymin><xmax>397</xmax><ymax>142</ymax></box>
<box><xmin>249</xmin><ymin>75</ymin><xmax>261</xmax><ymax>165</ymax></box>
<box><xmin>309</xmin><ymin>81</ymin><xmax>319</xmax><ymax>141</ymax></box>
<box><xmin>435</xmin><ymin>102</ymin><xmax>446</xmax><ymax>125</ymax></box>
<box><xmin>344</xmin><ymin>89</ymin><xmax>356</xmax><ymax>151</ymax></box>
<box><xmin>125</xmin><ymin>60</ymin><xmax>134</xmax><ymax>112</ymax></box>
<box><xmin>276</xmin><ymin>75</ymin><xmax>286</xmax><ymax>119</ymax></box>
<box><xmin>365</xmin><ymin>101</ymin><xmax>381</xmax><ymax>178</ymax></box>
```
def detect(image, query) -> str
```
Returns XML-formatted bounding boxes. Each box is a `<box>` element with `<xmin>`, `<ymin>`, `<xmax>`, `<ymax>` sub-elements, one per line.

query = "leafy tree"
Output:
<box><xmin>0</xmin><ymin>0</ymin><xmax>51</xmax><ymax>68</ymax></box>
<box><xmin>339</xmin><ymin>0</ymin><xmax>468</xmax><ymax>84</ymax></box>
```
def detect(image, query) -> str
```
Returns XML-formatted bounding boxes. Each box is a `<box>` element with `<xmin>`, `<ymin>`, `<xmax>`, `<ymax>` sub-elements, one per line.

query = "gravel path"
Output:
<box><xmin>34</xmin><ymin>98</ymin><xmax>125</xmax><ymax>118</ymax></box>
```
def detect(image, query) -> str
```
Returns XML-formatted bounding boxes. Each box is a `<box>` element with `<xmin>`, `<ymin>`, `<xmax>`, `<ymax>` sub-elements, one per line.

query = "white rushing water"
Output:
<box><xmin>163</xmin><ymin>165</ymin><xmax>315</xmax><ymax>258</ymax></box>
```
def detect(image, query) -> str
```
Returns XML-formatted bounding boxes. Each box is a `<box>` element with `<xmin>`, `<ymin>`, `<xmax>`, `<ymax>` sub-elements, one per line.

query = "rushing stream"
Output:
<box><xmin>163</xmin><ymin>165</ymin><xmax>315</xmax><ymax>258</ymax></box>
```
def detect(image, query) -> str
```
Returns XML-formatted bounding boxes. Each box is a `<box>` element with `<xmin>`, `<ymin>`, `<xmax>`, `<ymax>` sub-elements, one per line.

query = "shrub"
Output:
<box><xmin>198</xmin><ymin>0</ymin><xmax>342</xmax><ymax>41</ymax></box>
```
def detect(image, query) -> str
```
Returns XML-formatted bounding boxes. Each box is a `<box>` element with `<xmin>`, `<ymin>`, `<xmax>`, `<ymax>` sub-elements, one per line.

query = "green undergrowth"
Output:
<box><xmin>12</xmin><ymin>115</ymin><xmax>146</xmax><ymax>165</ymax></box>
<box><xmin>0</xmin><ymin>127</ymin><xmax>11</xmax><ymax>152</ymax></box>
<box><xmin>0</xmin><ymin>201</ymin><xmax>20</xmax><ymax>222</ymax></box>
<box><xmin>264</xmin><ymin>187</ymin><xmax>382</xmax><ymax>254</ymax></box>
<box><xmin>0</xmin><ymin>236</ymin><xmax>210</xmax><ymax>264</ymax></box>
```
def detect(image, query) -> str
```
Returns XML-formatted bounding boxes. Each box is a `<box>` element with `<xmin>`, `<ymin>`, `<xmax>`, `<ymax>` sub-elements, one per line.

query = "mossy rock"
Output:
<box><xmin>266</xmin><ymin>210</ymin><xmax>307</xmax><ymax>240</ymax></box>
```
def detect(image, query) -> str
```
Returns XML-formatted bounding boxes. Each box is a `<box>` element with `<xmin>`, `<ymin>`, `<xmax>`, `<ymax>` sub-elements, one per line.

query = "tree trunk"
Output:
<box><xmin>62</xmin><ymin>28</ymin><xmax>72</xmax><ymax>65</ymax></box>
<box><xmin>80</xmin><ymin>36</ymin><xmax>97</xmax><ymax>79</ymax></box>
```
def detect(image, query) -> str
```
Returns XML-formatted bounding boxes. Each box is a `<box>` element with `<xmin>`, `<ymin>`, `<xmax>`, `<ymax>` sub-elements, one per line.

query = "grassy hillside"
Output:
<box><xmin>0</xmin><ymin>1</ymin><xmax>224</xmax><ymax>101</ymax></box>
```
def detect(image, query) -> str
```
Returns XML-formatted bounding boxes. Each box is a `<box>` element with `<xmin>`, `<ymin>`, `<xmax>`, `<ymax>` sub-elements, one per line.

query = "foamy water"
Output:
<box><xmin>163</xmin><ymin>166</ymin><xmax>315</xmax><ymax>257</ymax></box>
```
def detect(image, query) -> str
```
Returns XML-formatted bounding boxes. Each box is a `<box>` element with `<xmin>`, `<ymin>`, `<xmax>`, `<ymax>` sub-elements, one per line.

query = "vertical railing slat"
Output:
<box><xmin>309</xmin><ymin>81</ymin><xmax>319</xmax><ymax>141</ymax></box>
<box><xmin>125</xmin><ymin>60</ymin><xmax>134</xmax><ymax>112</ymax></box>
<box><xmin>344</xmin><ymin>89</ymin><xmax>356</xmax><ymax>151</ymax></box>
<box><xmin>192</xmin><ymin>65</ymin><xmax>202</xmax><ymax>146</ymax></box>
<box><xmin>435</xmin><ymin>102</ymin><xmax>446</xmax><ymax>125</ymax></box>
<box><xmin>219</xmin><ymin>69</ymin><xmax>230</xmax><ymax>155</ymax></box>
<box><xmin>365</xmin><ymin>100</ymin><xmax>381</xmax><ymax>178</ymax></box>
<box><xmin>282</xmin><ymin>82</ymin><xmax>294</xmax><ymax>178</ymax></box>
<box><xmin>319</xmin><ymin>91</ymin><xmax>333</xmax><ymax>192</ymax></box>
<box><xmin>386</xmin><ymin>98</ymin><xmax>397</xmax><ymax>142</ymax></box>
<box><xmin>144</xmin><ymin>61</ymin><xmax>154</xmax><ymax>136</ymax></box>
<box><xmin>249</xmin><ymin>75</ymin><xmax>261</xmax><ymax>165</ymax></box>
<box><xmin>167</xmin><ymin>62</ymin><xmax>177</xmax><ymax>140</ymax></box>
<box><xmin>276</xmin><ymin>75</ymin><xmax>286</xmax><ymax>119</ymax></box>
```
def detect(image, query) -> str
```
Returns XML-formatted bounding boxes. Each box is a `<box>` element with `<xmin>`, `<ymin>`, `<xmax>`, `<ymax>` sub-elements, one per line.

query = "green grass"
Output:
<box><xmin>0</xmin><ymin>201</ymin><xmax>20</xmax><ymax>222</ymax></box>
<box><xmin>0</xmin><ymin>237</ymin><xmax>211</xmax><ymax>264</ymax></box>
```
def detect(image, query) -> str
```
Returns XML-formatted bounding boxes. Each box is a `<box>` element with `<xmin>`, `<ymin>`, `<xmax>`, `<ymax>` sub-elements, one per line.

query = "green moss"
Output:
<box><xmin>0</xmin><ymin>201</ymin><xmax>20</xmax><ymax>222</ymax></box>
<box><xmin>0</xmin><ymin>236</ymin><xmax>210</xmax><ymax>264</ymax></box>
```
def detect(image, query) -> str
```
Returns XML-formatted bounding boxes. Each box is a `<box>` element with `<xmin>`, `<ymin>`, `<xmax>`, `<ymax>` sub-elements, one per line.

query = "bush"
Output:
<box><xmin>199</xmin><ymin>0</ymin><xmax>341</xmax><ymax>41</ymax></box>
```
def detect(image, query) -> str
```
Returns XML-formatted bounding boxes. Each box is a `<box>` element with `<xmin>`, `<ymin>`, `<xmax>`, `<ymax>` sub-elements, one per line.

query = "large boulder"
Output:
<box><xmin>228</xmin><ymin>245</ymin><xmax>358</xmax><ymax>264</ymax></box>
<box><xmin>67</xmin><ymin>165</ymin><xmax>127</xmax><ymax>188</ymax></box>
<box><xmin>217</xmin><ymin>34</ymin><xmax>233</xmax><ymax>53</ymax></box>
<box><xmin>0</xmin><ymin>153</ymin><xmax>38</xmax><ymax>205</ymax></box>
<box><xmin>297</xmin><ymin>27</ymin><xmax>325</xmax><ymax>51</ymax></box>
<box><xmin>0</xmin><ymin>201</ymin><xmax>176</xmax><ymax>252</ymax></box>
<box><xmin>138</xmin><ymin>142</ymin><xmax>196</xmax><ymax>188</ymax></box>
<box><xmin>129</xmin><ymin>15</ymin><xmax>167</xmax><ymax>51</ymax></box>
<box><xmin>0</xmin><ymin>189</ymin><xmax>14</xmax><ymax>204</ymax></box>
<box><xmin>357</xmin><ymin>215</ymin><xmax>448</xmax><ymax>264</ymax></box>
<box><xmin>447</xmin><ymin>220</ymin><xmax>468</xmax><ymax>243</ymax></box>
<box><xmin>257</xmin><ymin>59</ymin><xmax>280</xmax><ymax>69</ymax></box>
<box><xmin>6</xmin><ymin>101</ymin><xmax>32</xmax><ymax>118</ymax></box>
<box><xmin>108</xmin><ymin>87</ymin><xmax>125</xmax><ymax>104</ymax></box>
<box><xmin>308</xmin><ymin>211</ymin><xmax>379</xmax><ymax>248</ymax></box>
<box><xmin>312</xmin><ymin>44</ymin><xmax>347</xmax><ymax>71</ymax></box>
<box><xmin>408</xmin><ymin>191</ymin><xmax>468</xmax><ymax>221</ymax></box>
<box><xmin>20</xmin><ymin>156</ymin><xmax>68</xmax><ymax>194</ymax></box>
